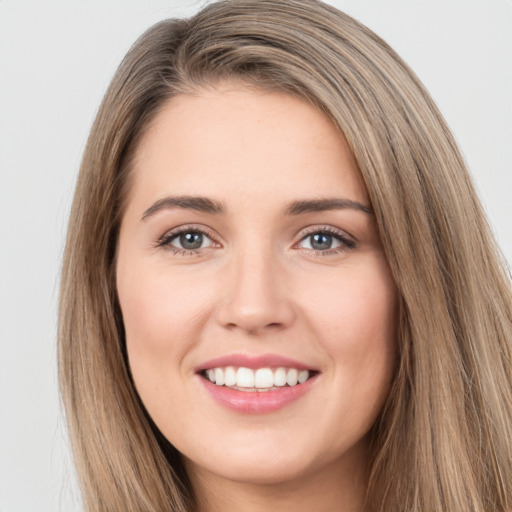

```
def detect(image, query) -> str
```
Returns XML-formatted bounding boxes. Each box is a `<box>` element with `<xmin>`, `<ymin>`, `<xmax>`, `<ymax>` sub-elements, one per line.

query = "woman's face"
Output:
<box><xmin>117</xmin><ymin>83</ymin><xmax>397</xmax><ymax>487</ymax></box>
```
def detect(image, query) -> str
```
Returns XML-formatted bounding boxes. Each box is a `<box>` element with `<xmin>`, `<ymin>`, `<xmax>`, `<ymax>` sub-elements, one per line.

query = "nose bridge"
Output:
<box><xmin>216</xmin><ymin>236</ymin><xmax>294</xmax><ymax>333</ymax></box>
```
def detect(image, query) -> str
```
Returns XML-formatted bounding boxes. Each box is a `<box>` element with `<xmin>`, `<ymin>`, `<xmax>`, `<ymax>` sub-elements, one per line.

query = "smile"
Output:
<box><xmin>197</xmin><ymin>355</ymin><xmax>319</xmax><ymax>414</ymax></box>
<box><xmin>203</xmin><ymin>366</ymin><xmax>312</xmax><ymax>391</ymax></box>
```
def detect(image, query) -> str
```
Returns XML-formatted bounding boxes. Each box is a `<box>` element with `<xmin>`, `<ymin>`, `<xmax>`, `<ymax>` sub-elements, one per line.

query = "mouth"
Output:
<box><xmin>200</xmin><ymin>366</ymin><xmax>318</xmax><ymax>392</ymax></box>
<box><xmin>196</xmin><ymin>354</ymin><xmax>319</xmax><ymax>413</ymax></box>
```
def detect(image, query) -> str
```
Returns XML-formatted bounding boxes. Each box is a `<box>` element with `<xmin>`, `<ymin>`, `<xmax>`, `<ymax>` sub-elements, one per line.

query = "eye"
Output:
<box><xmin>158</xmin><ymin>227</ymin><xmax>217</xmax><ymax>253</ymax></box>
<box><xmin>297</xmin><ymin>228</ymin><xmax>355</xmax><ymax>254</ymax></box>
<box><xmin>173</xmin><ymin>231</ymin><xmax>212</xmax><ymax>250</ymax></box>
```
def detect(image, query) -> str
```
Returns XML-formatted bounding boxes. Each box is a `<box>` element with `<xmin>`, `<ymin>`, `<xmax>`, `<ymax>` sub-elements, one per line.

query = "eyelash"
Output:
<box><xmin>296</xmin><ymin>226</ymin><xmax>356</xmax><ymax>256</ymax></box>
<box><xmin>157</xmin><ymin>224</ymin><xmax>220</xmax><ymax>256</ymax></box>
<box><xmin>156</xmin><ymin>225</ymin><xmax>356</xmax><ymax>256</ymax></box>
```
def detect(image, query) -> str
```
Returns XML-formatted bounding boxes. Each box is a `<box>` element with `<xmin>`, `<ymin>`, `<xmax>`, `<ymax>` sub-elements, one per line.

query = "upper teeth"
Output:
<box><xmin>206</xmin><ymin>367</ymin><xmax>310</xmax><ymax>389</ymax></box>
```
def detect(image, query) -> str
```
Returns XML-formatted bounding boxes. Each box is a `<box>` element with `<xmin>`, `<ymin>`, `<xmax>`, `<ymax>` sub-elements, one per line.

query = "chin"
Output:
<box><xmin>185</xmin><ymin>452</ymin><xmax>314</xmax><ymax>486</ymax></box>
<box><xmin>181</xmin><ymin>430</ymin><xmax>363</xmax><ymax>489</ymax></box>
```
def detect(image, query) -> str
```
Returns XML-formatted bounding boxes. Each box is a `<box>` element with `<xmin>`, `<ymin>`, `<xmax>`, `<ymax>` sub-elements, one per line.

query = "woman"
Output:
<box><xmin>58</xmin><ymin>0</ymin><xmax>512</xmax><ymax>511</ymax></box>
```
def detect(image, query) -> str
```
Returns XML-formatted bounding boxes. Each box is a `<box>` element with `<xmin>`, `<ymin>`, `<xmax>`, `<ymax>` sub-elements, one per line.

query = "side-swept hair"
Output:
<box><xmin>59</xmin><ymin>1</ymin><xmax>512</xmax><ymax>511</ymax></box>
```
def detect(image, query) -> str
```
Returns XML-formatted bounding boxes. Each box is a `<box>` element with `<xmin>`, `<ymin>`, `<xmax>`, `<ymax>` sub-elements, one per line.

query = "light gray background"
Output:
<box><xmin>1</xmin><ymin>1</ymin><xmax>511</xmax><ymax>511</ymax></box>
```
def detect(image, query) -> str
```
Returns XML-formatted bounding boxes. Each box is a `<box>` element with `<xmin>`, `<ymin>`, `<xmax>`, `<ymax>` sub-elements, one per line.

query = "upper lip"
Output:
<box><xmin>196</xmin><ymin>353</ymin><xmax>315</xmax><ymax>372</ymax></box>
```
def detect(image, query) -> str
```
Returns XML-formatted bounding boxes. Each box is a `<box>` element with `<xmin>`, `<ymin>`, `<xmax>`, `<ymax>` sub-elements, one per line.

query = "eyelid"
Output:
<box><xmin>294</xmin><ymin>225</ymin><xmax>357</xmax><ymax>253</ymax></box>
<box><xmin>155</xmin><ymin>223</ymin><xmax>356</xmax><ymax>255</ymax></box>
<box><xmin>298</xmin><ymin>225</ymin><xmax>356</xmax><ymax>242</ymax></box>
<box><xmin>157</xmin><ymin>224</ymin><xmax>222</xmax><ymax>251</ymax></box>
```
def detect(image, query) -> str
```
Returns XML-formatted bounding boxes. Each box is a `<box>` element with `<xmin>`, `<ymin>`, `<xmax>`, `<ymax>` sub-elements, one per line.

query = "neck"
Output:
<box><xmin>185</xmin><ymin>443</ymin><xmax>369</xmax><ymax>512</ymax></box>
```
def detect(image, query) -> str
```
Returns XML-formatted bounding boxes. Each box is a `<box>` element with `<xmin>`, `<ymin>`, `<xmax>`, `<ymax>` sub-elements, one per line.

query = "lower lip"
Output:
<box><xmin>199</xmin><ymin>374</ymin><xmax>317</xmax><ymax>414</ymax></box>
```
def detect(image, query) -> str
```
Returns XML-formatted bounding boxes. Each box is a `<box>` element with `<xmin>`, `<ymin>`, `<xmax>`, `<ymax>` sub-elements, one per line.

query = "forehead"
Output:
<box><xmin>127</xmin><ymin>83</ymin><xmax>368</xmax><ymax>212</ymax></box>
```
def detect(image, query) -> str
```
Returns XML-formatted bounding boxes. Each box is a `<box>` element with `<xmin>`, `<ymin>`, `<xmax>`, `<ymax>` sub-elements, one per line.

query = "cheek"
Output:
<box><xmin>302</xmin><ymin>257</ymin><xmax>397</xmax><ymax>388</ymax></box>
<box><xmin>116</xmin><ymin>259</ymin><xmax>214</xmax><ymax>382</ymax></box>
<box><xmin>304</xmin><ymin>260</ymin><xmax>397</xmax><ymax>444</ymax></box>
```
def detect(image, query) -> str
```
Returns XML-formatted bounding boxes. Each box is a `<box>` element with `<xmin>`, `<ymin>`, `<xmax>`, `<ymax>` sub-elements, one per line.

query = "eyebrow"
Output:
<box><xmin>141</xmin><ymin>195</ymin><xmax>373</xmax><ymax>221</ymax></box>
<box><xmin>283</xmin><ymin>198</ymin><xmax>373</xmax><ymax>215</ymax></box>
<box><xmin>141</xmin><ymin>196</ymin><xmax>224</xmax><ymax>221</ymax></box>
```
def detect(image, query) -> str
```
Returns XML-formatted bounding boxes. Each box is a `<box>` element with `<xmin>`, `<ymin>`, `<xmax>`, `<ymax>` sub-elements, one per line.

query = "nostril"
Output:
<box><xmin>215</xmin><ymin>269</ymin><xmax>296</xmax><ymax>333</ymax></box>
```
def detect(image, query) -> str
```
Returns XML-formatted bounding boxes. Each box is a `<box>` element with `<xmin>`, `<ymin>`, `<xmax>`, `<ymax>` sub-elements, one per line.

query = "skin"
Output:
<box><xmin>116</xmin><ymin>82</ymin><xmax>397</xmax><ymax>512</ymax></box>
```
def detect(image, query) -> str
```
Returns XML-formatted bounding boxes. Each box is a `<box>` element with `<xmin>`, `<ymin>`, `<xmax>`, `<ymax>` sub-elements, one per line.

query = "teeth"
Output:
<box><xmin>255</xmin><ymin>368</ymin><xmax>274</xmax><ymax>388</ymax></box>
<box><xmin>205</xmin><ymin>366</ymin><xmax>311</xmax><ymax>389</ymax></box>
<box><xmin>298</xmin><ymin>370</ymin><xmax>309</xmax><ymax>384</ymax></box>
<box><xmin>237</xmin><ymin>367</ymin><xmax>255</xmax><ymax>387</ymax></box>
<box><xmin>286</xmin><ymin>368</ymin><xmax>298</xmax><ymax>386</ymax></box>
<box><xmin>224</xmin><ymin>366</ymin><xmax>237</xmax><ymax>386</ymax></box>
<box><xmin>214</xmin><ymin>367</ymin><xmax>224</xmax><ymax>386</ymax></box>
<box><xmin>274</xmin><ymin>367</ymin><xmax>287</xmax><ymax>387</ymax></box>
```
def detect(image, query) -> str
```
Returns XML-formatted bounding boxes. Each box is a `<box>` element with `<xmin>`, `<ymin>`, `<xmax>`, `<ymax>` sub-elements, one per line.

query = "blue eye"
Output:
<box><xmin>308</xmin><ymin>233</ymin><xmax>335</xmax><ymax>250</ymax></box>
<box><xmin>159</xmin><ymin>229</ymin><xmax>215</xmax><ymax>252</ymax></box>
<box><xmin>175</xmin><ymin>232</ymin><xmax>206</xmax><ymax>250</ymax></box>
<box><xmin>298</xmin><ymin>230</ymin><xmax>355</xmax><ymax>253</ymax></box>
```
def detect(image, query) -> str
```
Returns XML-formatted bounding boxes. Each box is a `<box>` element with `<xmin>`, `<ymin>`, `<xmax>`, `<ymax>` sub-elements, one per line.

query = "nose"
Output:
<box><xmin>215</xmin><ymin>247</ymin><xmax>296</xmax><ymax>335</ymax></box>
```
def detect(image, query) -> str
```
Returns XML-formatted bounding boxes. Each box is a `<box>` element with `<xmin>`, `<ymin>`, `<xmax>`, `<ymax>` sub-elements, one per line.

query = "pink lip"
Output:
<box><xmin>196</xmin><ymin>353</ymin><xmax>313</xmax><ymax>372</ymax></box>
<box><xmin>195</xmin><ymin>353</ymin><xmax>318</xmax><ymax>414</ymax></box>
<box><xmin>198</xmin><ymin>374</ymin><xmax>317</xmax><ymax>414</ymax></box>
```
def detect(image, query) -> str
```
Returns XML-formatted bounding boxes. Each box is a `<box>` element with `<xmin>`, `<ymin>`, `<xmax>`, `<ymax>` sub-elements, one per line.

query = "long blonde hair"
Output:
<box><xmin>59</xmin><ymin>1</ymin><xmax>512</xmax><ymax>510</ymax></box>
